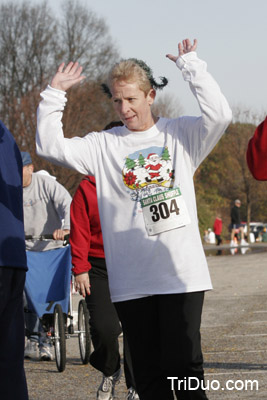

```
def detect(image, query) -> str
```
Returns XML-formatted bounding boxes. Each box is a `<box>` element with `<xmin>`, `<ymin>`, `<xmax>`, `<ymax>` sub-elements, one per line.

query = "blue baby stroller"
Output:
<box><xmin>24</xmin><ymin>235</ymin><xmax>91</xmax><ymax>372</ymax></box>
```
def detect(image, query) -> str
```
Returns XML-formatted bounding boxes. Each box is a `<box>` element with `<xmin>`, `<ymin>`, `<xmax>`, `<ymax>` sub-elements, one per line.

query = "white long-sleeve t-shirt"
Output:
<box><xmin>36</xmin><ymin>52</ymin><xmax>232</xmax><ymax>302</ymax></box>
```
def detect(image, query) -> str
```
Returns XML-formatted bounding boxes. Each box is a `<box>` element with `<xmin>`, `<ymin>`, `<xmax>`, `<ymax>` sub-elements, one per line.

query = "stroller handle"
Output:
<box><xmin>25</xmin><ymin>234</ymin><xmax>70</xmax><ymax>246</ymax></box>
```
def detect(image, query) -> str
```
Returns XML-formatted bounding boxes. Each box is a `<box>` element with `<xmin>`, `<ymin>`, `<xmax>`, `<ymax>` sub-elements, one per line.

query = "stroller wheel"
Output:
<box><xmin>53</xmin><ymin>304</ymin><xmax>66</xmax><ymax>372</ymax></box>
<box><xmin>78</xmin><ymin>299</ymin><xmax>91</xmax><ymax>364</ymax></box>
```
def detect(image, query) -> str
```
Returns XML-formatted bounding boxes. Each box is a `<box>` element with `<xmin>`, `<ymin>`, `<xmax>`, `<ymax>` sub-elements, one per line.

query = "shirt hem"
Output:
<box><xmin>111</xmin><ymin>284</ymin><xmax>213</xmax><ymax>303</ymax></box>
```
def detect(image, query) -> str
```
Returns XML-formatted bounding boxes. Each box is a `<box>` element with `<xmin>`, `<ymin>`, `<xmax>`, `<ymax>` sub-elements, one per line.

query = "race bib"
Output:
<box><xmin>140</xmin><ymin>187</ymin><xmax>191</xmax><ymax>236</ymax></box>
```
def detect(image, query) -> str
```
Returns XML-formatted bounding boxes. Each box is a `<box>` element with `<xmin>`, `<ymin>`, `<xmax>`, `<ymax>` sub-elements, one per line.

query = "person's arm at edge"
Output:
<box><xmin>46</xmin><ymin>179</ymin><xmax>72</xmax><ymax>240</ymax></box>
<box><xmin>246</xmin><ymin>117</ymin><xmax>267</xmax><ymax>181</ymax></box>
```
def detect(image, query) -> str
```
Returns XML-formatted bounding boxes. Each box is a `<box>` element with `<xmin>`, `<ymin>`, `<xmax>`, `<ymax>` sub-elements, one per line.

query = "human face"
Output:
<box><xmin>22</xmin><ymin>164</ymin><xmax>34</xmax><ymax>187</ymax></box>
<box><xmin>111</xmin><ymin>80</ymin><xmax>156</xmax><ymax>131</ymax></box>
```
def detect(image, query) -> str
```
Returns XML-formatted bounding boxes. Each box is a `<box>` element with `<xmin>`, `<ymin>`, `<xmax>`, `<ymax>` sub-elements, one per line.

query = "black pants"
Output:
<box><xmin>86</xmin><ymin>258</ymin><xmax>135</xmax><ymax>388</ymax></box>
<box><xmin>0</xmin><ymin>267</ymin><xmax>28</xmax><ymax>400</ymax></box>
<box><xmin>215</xmin><ymin>234</ymin><xmax>222</xmax><ymax>246</ymax></box>
<box><xmin>115</xmin><ymin>292</ymin><xmax>208</xmax><ymax>400</ymax></box>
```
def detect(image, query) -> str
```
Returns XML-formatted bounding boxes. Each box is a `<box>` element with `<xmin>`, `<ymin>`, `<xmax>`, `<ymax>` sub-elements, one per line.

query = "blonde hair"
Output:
<box><xmin>108</xmin><ymin>59</ymin><xmax>152</xmax><ymax>95</ymax></box>
<box><xmin>102</xmin><ymin>58</ymin><xmax>168</xmax><ymax>97</ymax></box>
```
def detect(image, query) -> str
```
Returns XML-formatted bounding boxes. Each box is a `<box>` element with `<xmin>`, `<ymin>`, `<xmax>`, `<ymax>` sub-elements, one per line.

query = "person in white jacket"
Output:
<box><xmin>36</xmin><ymin>38</ymin><xmax>232</xmax><ymax>400</ymax></box>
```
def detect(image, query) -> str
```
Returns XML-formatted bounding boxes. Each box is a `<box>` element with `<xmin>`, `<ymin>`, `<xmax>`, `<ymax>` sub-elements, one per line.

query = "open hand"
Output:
<box><xmin>50</xmin><ymin>62</ymin><xmax>86</xmax><ymax>91</ymax></box>
<box><xmin>166</xmin><ymin>38</ymin><xmax>198</xmax><ymax>63</ymax></box>
<box><xmin>75</xmin><ymin>272</ymin><xmax>91</xmax><ymax>298</ymax></box>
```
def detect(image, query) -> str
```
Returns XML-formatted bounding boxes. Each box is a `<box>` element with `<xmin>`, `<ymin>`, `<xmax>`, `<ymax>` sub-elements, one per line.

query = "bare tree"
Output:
<box><xmin>59</xmin><ymin>0</ymin><xmax>118</xmax><ymax>79</ymax></box>
<box><xmin>152</xmin><ymin>93</ymin><xmax>183</xmax><ymax>118</ymax></box>
<box><xmin>0</xmin><ymin>0</ymin><xmax>119</xmax><ymax>194</ymax></box>
<box><xmin>231</xmin><ymin>106</ymin><xmax>265</xmax><ymax>126</ymax></box>
<box><xmin>0</xmin><ymin>1</ymin><xmax>58</xmax><ymax>130</ymax></box>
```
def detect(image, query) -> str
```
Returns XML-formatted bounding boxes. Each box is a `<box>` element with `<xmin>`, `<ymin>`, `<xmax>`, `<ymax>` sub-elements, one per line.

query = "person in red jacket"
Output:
<box><xmin>247</xmin><ymin>117</ymin><xmax>267</xmax><ymax>181</ymax></box>
<box><xmin>213</xmin><ymin>214</ymin><xmax>223</xmax><ymax>246</ymax></box>
<box><xmin>70</xmin><ymin>176</ymin><xmax>139</xmax><ymax>400</ymax></box>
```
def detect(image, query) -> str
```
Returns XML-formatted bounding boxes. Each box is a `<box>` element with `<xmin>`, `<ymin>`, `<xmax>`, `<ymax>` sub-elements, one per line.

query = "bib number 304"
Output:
<box><xmin>150</xmin><ymin>199</ymin><xmax>179</xmax><ymax>222</ymax></box>
<box><xmin>141</xmin><ymin>188</ymin><xmax>191</xmax><ymax>236</ymax></box>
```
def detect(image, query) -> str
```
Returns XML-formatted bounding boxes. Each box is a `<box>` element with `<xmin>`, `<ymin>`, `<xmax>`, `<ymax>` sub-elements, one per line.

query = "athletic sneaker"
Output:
<box><xmin>24</xmin><ymin>339</ymin><xmax>38</xmax><ymax>359</ymax></box>
<box><xmin>39</xmin><ymin>344</ymin><xmax>54</xmax><ymax>361</ymax></box>
<box><xmin>241</xmin><ymin>238</ymin><xmax>248</xmax><ymax>246</ymax></box>
<box><xmin>97</xmin><ymin>368</ymin><xmax>121</xmax><ymax>400</ymax></box>
<box><xmin>126</xmin><ymin>387</ymin><xmax>140</xmax><ymax>399</ymax></box>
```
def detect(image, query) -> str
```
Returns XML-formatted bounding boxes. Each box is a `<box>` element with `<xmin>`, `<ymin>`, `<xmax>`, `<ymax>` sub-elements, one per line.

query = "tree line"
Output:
<box><xmin>1</xmin><ymin>0</ymin><xmax>266</xmax><ymax>242</ymax></box>
<box><xmin>195</xmin><ymin>116</ymin><xmax>267</xmax><ymax>241</ymax></box>
<box><xmin>0</xmin><ymin>0</ymin><xmax>119</xmax><ymax>192</ymax></box>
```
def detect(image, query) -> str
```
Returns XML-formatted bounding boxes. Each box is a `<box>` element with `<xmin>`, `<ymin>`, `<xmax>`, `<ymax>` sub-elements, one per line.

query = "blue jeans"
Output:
<box><xmin>23</xmin><ymin>292</ymin><xmax>50</xmax><ymax>348</ymax></box>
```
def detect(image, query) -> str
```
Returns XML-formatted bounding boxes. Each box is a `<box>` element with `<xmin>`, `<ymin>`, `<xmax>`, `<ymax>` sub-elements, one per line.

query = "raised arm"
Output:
<box><xmin>166</xmin><ymin>38</ymin><xmax>232</xmax><ymax>168</ymax></box>
<box><xmin>36</xmin><ymin>61</ymin><xmax>95</xmax><ymax>175</ymax></box>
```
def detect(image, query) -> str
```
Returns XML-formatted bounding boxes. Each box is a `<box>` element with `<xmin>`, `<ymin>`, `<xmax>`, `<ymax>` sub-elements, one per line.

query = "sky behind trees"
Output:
<box><xmin>11</xmin><ymin>0</ymin><xmax>267</xmax><ymax>120</ymax></box>
<box><xmin>0</xmin><ymin>0</ymin><xmax>265</xmax><ymax>229</ymax></box>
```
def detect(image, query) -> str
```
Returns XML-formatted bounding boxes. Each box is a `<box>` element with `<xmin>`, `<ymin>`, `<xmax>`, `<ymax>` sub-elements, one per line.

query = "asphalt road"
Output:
<box><xmin>25</xmin><ymin>249</ymin><xmax>267</xmax><ymax>399</ymax></box>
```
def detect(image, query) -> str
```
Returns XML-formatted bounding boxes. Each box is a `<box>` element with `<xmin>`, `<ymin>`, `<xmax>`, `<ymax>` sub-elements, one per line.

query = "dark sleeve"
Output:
<box><xmin>247</xmin><ymin>117</ymin><xmax>267</xmax><ymax>181</ymax></box>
